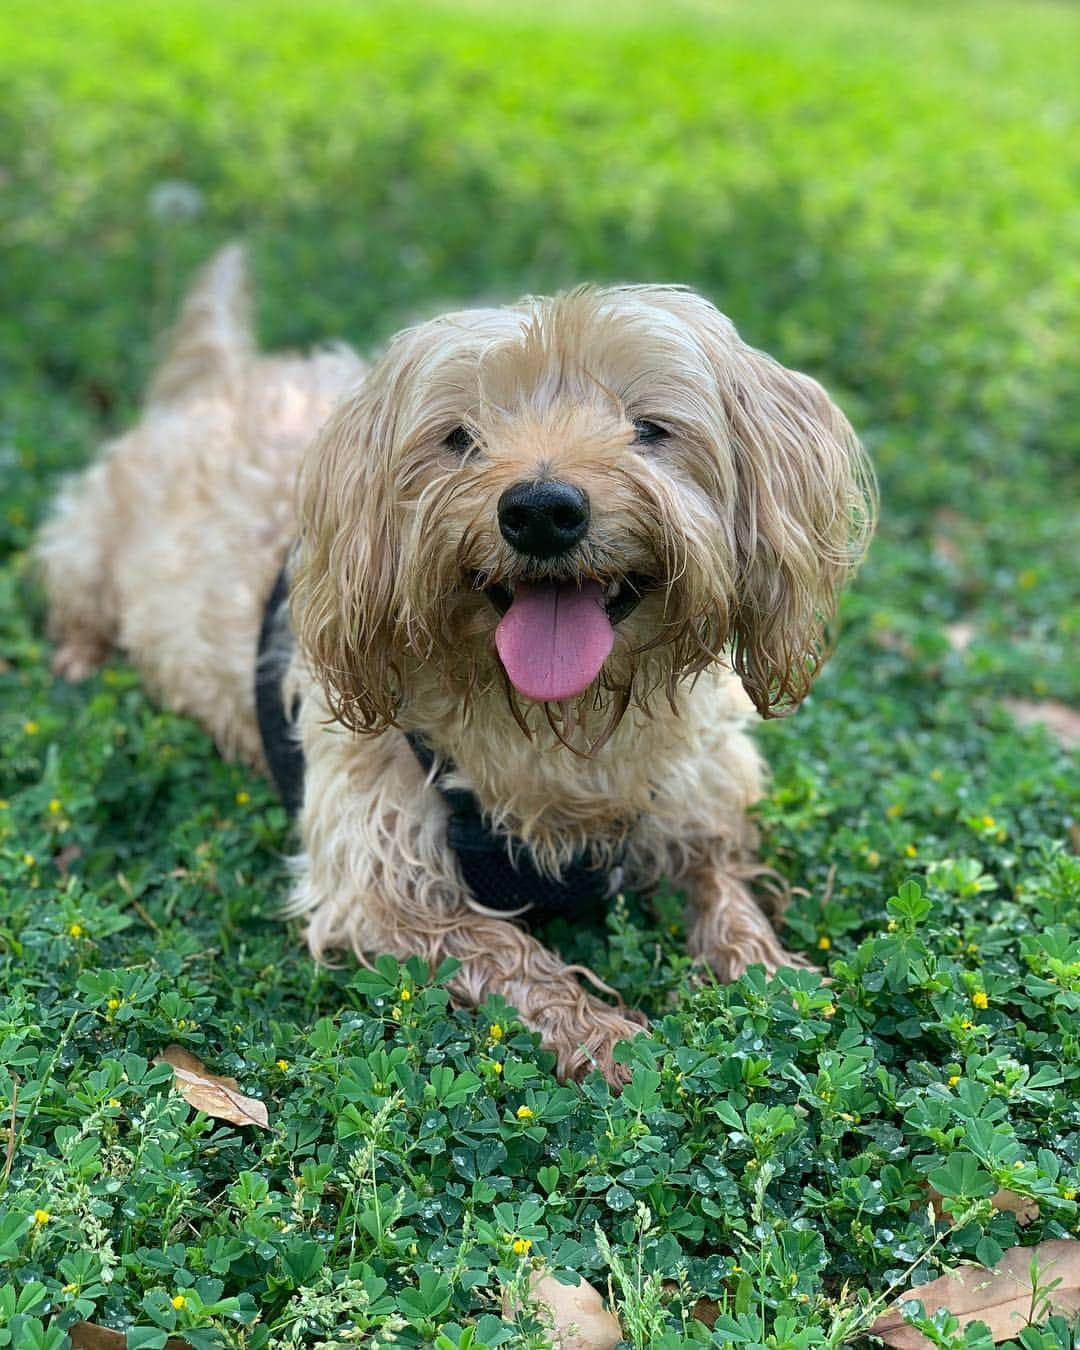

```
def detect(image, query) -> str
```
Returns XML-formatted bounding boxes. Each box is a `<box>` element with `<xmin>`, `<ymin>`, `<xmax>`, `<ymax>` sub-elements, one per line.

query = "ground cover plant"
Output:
<box><xmin>1</xmin><ymin>0</ymin><xmax>1078</xmax><ymax>1345</ymax></box>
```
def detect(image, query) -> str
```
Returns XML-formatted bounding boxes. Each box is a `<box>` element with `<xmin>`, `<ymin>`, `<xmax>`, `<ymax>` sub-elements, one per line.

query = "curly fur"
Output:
<box><xmin>38</xmin><ymin>246</ymin><xmax>875</xmax><ymax>1083</ymax></box>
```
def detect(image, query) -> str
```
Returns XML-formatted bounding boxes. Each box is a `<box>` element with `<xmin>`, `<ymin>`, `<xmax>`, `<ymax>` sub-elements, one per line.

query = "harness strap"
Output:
<box><xmin>255</xmin><ymin>562</ymin><xmax>615</xmax><ymax>924</ymax></box>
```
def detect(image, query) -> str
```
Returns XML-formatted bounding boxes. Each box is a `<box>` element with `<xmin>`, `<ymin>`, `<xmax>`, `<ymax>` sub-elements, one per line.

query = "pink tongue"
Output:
<box><xmin>495</xmin><ymin>580</ymin><xmax>614</xmax><ymax>702</ymax></box>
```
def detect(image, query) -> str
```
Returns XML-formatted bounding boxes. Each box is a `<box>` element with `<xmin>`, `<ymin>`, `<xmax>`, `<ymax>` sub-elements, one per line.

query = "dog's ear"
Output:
<box><xmin>292</xmin><ymin>355</ymin><xmax>412</xmax><ymax>734</ymax></box>
<box><xmin>718</xmin><ymin>336</ymin><xmax>876</xmax><ymax>716</ymax></box>
<box><xmin>637</xmin><ymin>288</ymin><xmax>876</xmax><ymax>715</ymax></box>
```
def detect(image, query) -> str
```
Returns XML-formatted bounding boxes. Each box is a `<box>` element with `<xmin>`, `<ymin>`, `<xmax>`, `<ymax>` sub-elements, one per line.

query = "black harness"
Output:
<box><xmin>254</xmin><ymin>564</ymin><xmax>616</xmax><ymax>924</ymax></box>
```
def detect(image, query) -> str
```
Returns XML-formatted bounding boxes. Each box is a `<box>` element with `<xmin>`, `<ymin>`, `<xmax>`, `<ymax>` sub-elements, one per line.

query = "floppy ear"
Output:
<box><xmin>720</xmin><ymin>337</ymin><xmax>876</xmax><ymax>717</ymax></box>
<box><xmin>291</xmin><ymin>355</ymin><xmax>411</xmax><ymax>734</ymax></box>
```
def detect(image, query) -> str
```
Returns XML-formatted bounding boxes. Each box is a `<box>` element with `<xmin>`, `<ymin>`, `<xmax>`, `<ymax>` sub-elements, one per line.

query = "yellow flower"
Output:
<box><xmin>866</xmin><ymin>850</ymin><xmax>881</xmax><ymax>867</ymax></box>
<box><xmin>399</xmin><ymin>988</ymin><xmax>411</xmax><ymax>1001</ymax></box>
<box><xmin>516</xmin><ymin>1105</ymin><xmax>534</xmax><ymax>1120</ymax></box>
<box><xmin>62</xmin><ymin>1283</ymin><xmax>78</xmax><ymax>1294</ymax></box>
<box><xmin>972</xmin><ymin>991</ymin><xmax>989</xmax><ymax>1010</ymax></box>
<box><xmin>48</xmin><ymin>798</ymin><xmax>61</xmax><ymax>814</ymax></box>
<box><xmin>1013</xmin><ymin>1160</ymin><xmax>1024</xmax><ymax>1169</ymax></box>
<box><xmin>68</xmin><ymin>922</ymin><xmax>84</xmax><ymax>938</ymax></box>
<box><xmin>817</xmin><ymin>935</ymin><xmax>831</xmax><ymax>951</ymax></box>
<box><xmin>960</xmin><ymin>1018</ymin><xmax>974</xmax><ymax>1031</ymax></box>
<box><xmin>391</xmin><ymin>1006</ymin><xmax>402</xmax><ymax>1021</ymax></box>
<box><xmin>821</xmin><ymin>1004</ymin><xmax>836</xmax><ymax>1018</ymax></box>
<box><xmin>981</xmin><ymin>815</ymin><xmax>996</xmax><ymax>829</ymax></box>
<box><xmin>886</xmin><ymin>919</ymin><xmax>898</xmax><ymax>932</ymax></box>
<box><xmin>1063</xmin><ymin>1188</ymin><xmax>1077</xmax><ymax>1201</ymax></box>
<box><xmin>22</xmin><ymin>853</ymin><xmax>35</xmax><ymax>867</ymax></box>
<box><xmin>929</xmin><ymin>768</ymin><xmax>944</xmax><ymax>782</ymax></box>
<box><xmin>235</xmin><ymin>791</ymin><xmax>250</xmax><ymax>805</ymax></box>
<box><xmin>511</xmin><ymin>1237</ymin><xmax>532</xmax><ymax>1256</ymax></box>
<box><xmin>106</xmin><ymin>998</ymin><xmax>120</xmax><ymax>1012</ymax></box>
<box><xmin>24</xmin><ymin>721</ymin><xmax>39</xmax><ymax>735</ymax></box>
<box><xmin>886</xmin><ymin>803</ymin><xmax>903</xmax><ymax>819</ymax></box>
<box><xmin>33</xmin><ymin>1209</ymin><xmax>50</xmax><ymax>1225</ymax></box>
<box><xmin>276</xmin><ymin>1058</ymin><xmax>289</xmax><ymax>1071</ymax></box>
<box><xmin>489</xmin><ymin>1023</ymin><xmax>503</xmax><ymax>1041</ymax></box>
<box><xmin>0</xmin><ymin>799</ymin><xmax>8</xmax><ymax>810</ymax></box>
<box><xmin>493</xmin><ymin>1061</ymin><xmax>503</xmax><ymax>1075</ymax></box>
<box><xmin>948</xmin><ymin>1074</ymin><xmax>960</xmax><ymax>1087</ymax></box>
<box><xmin>171</xmin><ymin>1294</ymin><xmax>187</xmax><ymax>1310</ymax></box>
<box><xmin>108</xmin><ymin>1098</ymin><xmax>121</xmax><ymax>1108</ymax></box>
<box><xmin>967</xmin><ymin>943</ymin><xmax>978</xmax><ymax>953</ymax></box>
<box><xmin>904</xmin><ymin>844</ymin><xmax>918</xmax><ymax>858</ymax></box>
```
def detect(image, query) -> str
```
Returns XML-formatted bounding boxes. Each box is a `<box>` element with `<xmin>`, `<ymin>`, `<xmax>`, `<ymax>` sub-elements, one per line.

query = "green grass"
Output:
<box><xmin>1</xmin><ymin>2</ymin><xmax>1078</xmax><ymax>1346</ymax></box>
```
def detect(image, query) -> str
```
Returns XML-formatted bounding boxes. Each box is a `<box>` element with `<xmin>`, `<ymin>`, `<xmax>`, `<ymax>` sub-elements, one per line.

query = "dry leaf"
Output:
<box><xmin>54</xmin><ymin>844</ymin><xmax>82</xmax><ymax>876</ymax></box>
<box><xmin>661</xmin><ymin>1281</ymin><xmax>721</xmax><ymax>1328</ymax></box>
<box><xmin>504</xmin><ymin>1269</ymin><xmax>621</xmax><ymax>1349</ymax></box>
<box><xmin>923</xmin><ymin>1184</ymin><xmax>1039</xmax><ymax>1227</ymax></box>
<box><xmin>1003</xmin><ymin>699</ymin><xmax>1080</xmax><ymax>752</ymax></box>
<box><xmin>870</xmin><ymin>1239</ymin><xmax>1080</xmax><ymax>1347</ymax></box>
<box><xmin>154</xmin><ymin>1045</ymin><xmax>269</xmax><ymax>1129</ymax></box>
<box><xmin>944</xmin><ymin>622</ymin><xmax>977</xmax><ymax>653</ymax></box>
<box><xmin>69</xmin><ymin>1323</ymin><xmax>189</xmax><ymax>1349</ymax></box>
<box><xmin>989</xmin><ymin>1189</ymin><xmax>1041</xmax><ymax>1226</ymax></box>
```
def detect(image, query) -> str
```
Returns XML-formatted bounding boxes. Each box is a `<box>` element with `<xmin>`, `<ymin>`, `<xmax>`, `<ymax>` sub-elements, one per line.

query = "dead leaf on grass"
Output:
<box><xmin>154</xmin><ymin>1045</ymin><xmax>269</xmax><ymax>1129</ymax></box>
<box><xmin>944</xmin><ymin>622</ymin><xmax>977</xmax><ymax>653</ymax></box>
<box><xmin>54</xmin><ymin>844</ymin><xmax>82</xmax><ymax>876</ymax></box>
<box><xmin>870</xmin><ymin>1239</ymin><xmax>1080</xmax><ymax>1347</ymax></box>
<box><xmin>1003</xmin><ymin>699</ymin><xmax>1080</xmax><ymax>752</ymax></box>
<box><xmin>504</xmin><ymin>1268</ymin><xmax>621</xmax><ymax>1349</ymax></box>
<box><xmin>69</xmin><ymin>1323</ymin><xmax>189</xmax><ymax>1349</ymax></box>
<box><xmin>923</xmin><ymin>1184</ymin><xmax>1040</xmax><ymax>1227</ymax></box>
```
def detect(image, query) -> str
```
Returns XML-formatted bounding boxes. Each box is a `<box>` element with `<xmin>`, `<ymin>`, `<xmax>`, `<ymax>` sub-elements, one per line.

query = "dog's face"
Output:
<box><xmin>293</xmin><ymin>287</ymin><xmax>875</xmax><ymax>741</ymax></box>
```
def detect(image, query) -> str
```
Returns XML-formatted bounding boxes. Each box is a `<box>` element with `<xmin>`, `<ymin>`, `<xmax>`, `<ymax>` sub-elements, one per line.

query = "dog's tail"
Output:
<box><xmin>147</xmin><ymin>242</ymin><xmax>254</xmax><ymax>405</ymax></box>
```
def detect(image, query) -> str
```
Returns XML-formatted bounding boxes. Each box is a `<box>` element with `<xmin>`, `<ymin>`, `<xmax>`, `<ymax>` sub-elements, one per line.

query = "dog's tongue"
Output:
<box><xmin>495</xmin><ymin>580</ymin><xmax>614</xmax><ymax>702</ymax></box>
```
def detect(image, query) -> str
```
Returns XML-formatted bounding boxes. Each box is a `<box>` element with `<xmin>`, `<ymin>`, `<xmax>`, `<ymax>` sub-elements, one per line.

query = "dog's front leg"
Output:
<box><xmin>292</xmin><ymin>732</ymin><xmax>645</xmax><ymax>1085</ymax></box>
<box><xmin>417</xmin><ymin>914</ymin><xmax>648</xmax><ymax>1085</ymax></box>
<box><xmin>684</xmin><ymin>853</ymin><xmax>814</xmax><ymax>982</ymax></box>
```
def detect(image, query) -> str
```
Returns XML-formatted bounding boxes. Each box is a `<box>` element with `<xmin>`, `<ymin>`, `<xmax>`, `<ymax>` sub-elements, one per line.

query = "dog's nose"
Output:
<box><xmin>497</xmin><ymin>480</ymin><xmax>590</xmax><ymax>559</ymax></box>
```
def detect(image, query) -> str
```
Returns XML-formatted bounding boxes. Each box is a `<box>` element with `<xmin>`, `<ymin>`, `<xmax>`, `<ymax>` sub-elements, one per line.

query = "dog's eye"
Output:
<box><xmin>444</xmin><ymin>426</ymin><xmax>476</xmax><ymax>455</ymax></box>
<box><xmin>632</xmin><ymin>419</ymin><xmax>669</xmax><ymax>445</ymax></box>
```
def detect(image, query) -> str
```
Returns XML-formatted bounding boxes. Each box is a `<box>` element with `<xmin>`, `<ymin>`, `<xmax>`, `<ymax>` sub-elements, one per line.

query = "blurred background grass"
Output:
<box><xmin>2</xmin><ymin>0</ymin><xmax>1077</xmax><ymax>700</ymax></box>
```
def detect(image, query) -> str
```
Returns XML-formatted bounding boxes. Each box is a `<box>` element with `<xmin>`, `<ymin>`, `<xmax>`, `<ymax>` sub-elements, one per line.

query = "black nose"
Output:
<box><xmin>497</xmin><ymin>480</ymin><xmax>590</xmax><ymax>559</ymax></box>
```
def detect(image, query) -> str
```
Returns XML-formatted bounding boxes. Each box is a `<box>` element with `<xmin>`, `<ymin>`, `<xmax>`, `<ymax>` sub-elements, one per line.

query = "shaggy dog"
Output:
<box><xmin>38</xmin><ymin>246</ymin><xmax>875</xmax><ymax>1083</ymax></box>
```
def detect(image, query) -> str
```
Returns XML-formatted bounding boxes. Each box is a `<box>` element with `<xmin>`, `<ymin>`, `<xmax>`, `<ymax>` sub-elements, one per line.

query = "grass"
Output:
<box><xmin>1</xmin><ymin>1</ymin><xmax>1078</xmax><ymax>1346</ymax></box>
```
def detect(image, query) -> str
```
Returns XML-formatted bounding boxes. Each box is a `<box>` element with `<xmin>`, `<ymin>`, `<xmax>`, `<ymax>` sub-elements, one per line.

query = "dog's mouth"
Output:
<box><xmin>476</xmin><ymin>572</ymin><xmax>654</xmax><ymax>703</ymax></box>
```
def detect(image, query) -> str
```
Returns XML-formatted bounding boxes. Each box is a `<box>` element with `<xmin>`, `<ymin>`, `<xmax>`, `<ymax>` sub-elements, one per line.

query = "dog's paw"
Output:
<box><xmin>52</xmin><ymin>633</ymin><xmax>110</xmax><ymax>682</ymax></box>
<box><xmin>556</xmin><ymin>1004</ymin><xmax>649</xmax><ymax>1090</ymax></box>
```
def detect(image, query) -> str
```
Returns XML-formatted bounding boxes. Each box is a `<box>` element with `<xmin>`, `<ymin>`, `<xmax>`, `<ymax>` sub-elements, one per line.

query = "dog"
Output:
<box><xmin>38</xmin><ymin>245</ymin><xmax>875</xmax><ymax>1083</ymax></box>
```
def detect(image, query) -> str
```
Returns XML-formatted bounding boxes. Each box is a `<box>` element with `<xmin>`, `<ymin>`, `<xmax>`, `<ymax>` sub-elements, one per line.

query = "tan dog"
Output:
<box><xmin>39</xmin><ymin>246</ymin><xmax>875</xmax><ymax>1082</ymax></box>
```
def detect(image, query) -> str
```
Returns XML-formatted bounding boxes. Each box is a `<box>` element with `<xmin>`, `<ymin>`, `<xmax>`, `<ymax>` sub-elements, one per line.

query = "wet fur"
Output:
<box><xmin>38</xmin><ymin>246</ymin><xmax>875</xmax><ymax>1082</ymax></box>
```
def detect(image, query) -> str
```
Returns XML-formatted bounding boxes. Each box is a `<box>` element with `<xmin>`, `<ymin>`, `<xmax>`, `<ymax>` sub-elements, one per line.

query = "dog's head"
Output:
<box><xmin>293</xmin><ymin>286</ymin><xmax>875</xmax><ymax>742</ymax></box>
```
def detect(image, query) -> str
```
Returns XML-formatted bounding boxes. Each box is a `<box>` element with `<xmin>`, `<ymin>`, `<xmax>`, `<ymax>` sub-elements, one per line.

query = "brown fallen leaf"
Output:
<box><xmin>504</xmin><ymin>1268</ymin><xmax>621</xmax><ymax>1349</ymax></box>
<box><xmin>70</xmin><ymin>1323</ymin><xmax>189</xmax><ymax>1349</ymax></box>
<box><xmin>988</xmin><ymin>1189</ymin><xmax>1041</xmax><ymax>1226</ymax></box>
<box><xmin>922</xmin><ymin>1184</ymin><xmax>1039</xmax><ymax>1228</ymax></box>
<box><xmin>154</xmin><ymin>1045</ymin><xmax>269</xmax><ymax>1129</ymax></box>
<box><xmin>660</xmin><ymin>1280</ymin><xmax>721</xmax><ymax>1328</ymax></box>
<box><xmin>870</xmin><ymin>1239</ymin><xmax>1080</xmax><ymax>1347</ymax></box>
<box><xmin>1003</xmin><ymin>699</ymin><xmax>1080</xmax><ymax>752</ymax></box>
<box><xmin>944</xmin><ymin>622</ymin><xmax>977</xmax><ymax>653</ymax></box>
<box><xmin>53</xmin><ymin>844</ymin><xmax>83</xmax><ymax>876</ymax></box>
